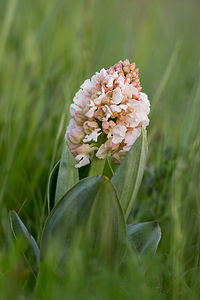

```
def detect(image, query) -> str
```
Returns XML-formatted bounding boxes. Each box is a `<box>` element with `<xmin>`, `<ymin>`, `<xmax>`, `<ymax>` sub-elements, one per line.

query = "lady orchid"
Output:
<box><xmin>66</xmin><ymin>59</ymin><xmax>150</xmax><ymax>168</ymax></box>
<box><xmin>9</xmin><ymin>59</ymin><xmax>161</xmax><ymax>276</ymax></box>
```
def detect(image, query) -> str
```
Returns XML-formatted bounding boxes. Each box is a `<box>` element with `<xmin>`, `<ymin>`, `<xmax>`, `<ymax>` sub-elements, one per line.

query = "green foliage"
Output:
<box><xmin>54</xmin><ymin>143</ymin><xmax>79</xmax><ymax>205</ymax></box>
<box><xmin>88</xmin><ymin>155</ymin><xmax>106</xmax><ymax>177</ymax></box>
<box><xmin>112</xmin><ymin>129</ymin><xmax>148</xmax><ymax>219</ymax></box>
<box><xmin>41</xmin><ymin>176</ymin><xmax>126</xmax><ymax>263</ymax></box>
<box><xmin>127</xmin><ymin>222</ymin><xmax>161</xmax><ymax>255</ymax></box>
<box><xmin>9</xmin><ymin>211</ymin><xmax>40</xmax><ymax>275</ymax></box>
<box><xmin>9</xmin><ymin>129</ymin><xmax>152</xmax><ymax>277</ymax></box>
<box><xmin>48</xmin><ymin>160</ymin><xmax>60</xmax><ymax>212</ymax></box>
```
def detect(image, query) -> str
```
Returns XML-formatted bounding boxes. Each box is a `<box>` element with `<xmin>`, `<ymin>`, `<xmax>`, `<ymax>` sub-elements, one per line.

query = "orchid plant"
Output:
<box><xmin>9</xmin><ymin>60</ymin><xmax>161</xmax><ymax>278</ymax></box>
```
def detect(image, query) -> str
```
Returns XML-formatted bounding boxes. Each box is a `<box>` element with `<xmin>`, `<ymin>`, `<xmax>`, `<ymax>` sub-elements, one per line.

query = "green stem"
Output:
<box><xmin>88</xmin><ymin>153</ymin><xmax>106</xmax><ymax>177</ymax></box>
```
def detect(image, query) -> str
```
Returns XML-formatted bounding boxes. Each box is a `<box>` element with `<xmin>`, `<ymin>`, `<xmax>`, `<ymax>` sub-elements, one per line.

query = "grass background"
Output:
<box><xmin>0</xmin><ymin>0</ymin><xmax>200</xmax><ymax>299</ymax></box>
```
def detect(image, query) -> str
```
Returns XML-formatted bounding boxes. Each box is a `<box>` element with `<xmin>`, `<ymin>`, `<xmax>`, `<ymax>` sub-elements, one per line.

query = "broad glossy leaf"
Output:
<box><xmin>86</xmin><ymin>177</ymin><xmax>126</xmax><ymax>261</ymax></box>
<box><xmin>111</xmin><ymin>129</ymin><xmax>148</xmax><ymax>220</ymax></box>
<box><xmin>55</xmin><ymin>143</ymin><xmax>79</xmax><ymax>205</ymax></box>
<box><xmin>47</xmin><ymin>160</ymin><xmax>60</xmax><ymax>213</ymax></box>
<box><xmin>40</xmin><ymin>176</ymin><xmax>126</xmax><ymax>262</ymax></box>
<box><xmin>9</xmin><ymin>211</ymin><xmax>40</xmax><ymax>272</ymax></box>
<box><xmin>127</xmin><ymin>221</ymin><xmax>161</xmax><ymax>255</ymax></box>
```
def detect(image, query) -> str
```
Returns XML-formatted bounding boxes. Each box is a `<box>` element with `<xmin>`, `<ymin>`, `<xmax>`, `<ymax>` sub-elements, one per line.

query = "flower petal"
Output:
<box><xmin>112</xmin><ymin>87</ymin><xmax>124</xmax><ymax>104</ymax></box>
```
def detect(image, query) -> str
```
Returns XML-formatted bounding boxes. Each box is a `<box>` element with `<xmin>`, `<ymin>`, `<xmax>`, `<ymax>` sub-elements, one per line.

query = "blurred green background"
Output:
<box><xmin>0</xmin><ymin>0</ymin><xmax>200</xmax><ymax>299</ymax></box>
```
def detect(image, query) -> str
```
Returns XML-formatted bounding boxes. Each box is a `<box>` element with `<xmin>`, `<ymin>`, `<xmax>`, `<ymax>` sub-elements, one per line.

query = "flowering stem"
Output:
<box><xmin>88</xmin><ymin>154</ymin><xmax>106</xmax><ymax>177</ymax></box>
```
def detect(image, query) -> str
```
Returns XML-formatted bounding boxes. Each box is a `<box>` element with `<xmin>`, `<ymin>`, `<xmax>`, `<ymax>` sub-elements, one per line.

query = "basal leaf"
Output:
<box><xmin>127</xmin><ymin>221</ymin><xmax>161</xmax><ymax>256</ymax></box>
<box><xmin>41</xmin><ymin>176</ymin><xmax>126</xmax><ymax>262</ymax></box>
<box><xmin>47</xmin><ymin>160</ymin><xmax>60</xmax><ymax>213</ymax></box>
<box><xmin>54</xmin><ymin>143</ymin><xmax>79</xmax><ymax>205</ymax></box>
<box><xmin>86</xmin><ymin>176</ymin><xmax>126</xmax><ymax>260</ymax></box>
<box><xmin>111</xmin><ymin>129</ymin><xmax>148</xmax><ymax>220</ymax></box>
<box><xmin>9</xmin><ymin>211</ymin><xmax>40</xmax><ymax>274</ymax></box>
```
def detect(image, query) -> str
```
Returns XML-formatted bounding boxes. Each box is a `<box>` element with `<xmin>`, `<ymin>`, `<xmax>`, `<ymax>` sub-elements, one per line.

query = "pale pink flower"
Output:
<box><xmin>96</xmin><ymin>143</ymin><xmax>110</xmax><ymax>159</ymax></box>
<box><xmin>112</xmin><ymin>87</ymin><xmax>124</xmax><ymax>104</ymax></box>
<box><xmin>66</xmin><ymin>59</ymin><xmax>150</xmax><ymax>168</ymax></box>
<box><xmin>107</xmin><ymin>124</ymin><xmax>127</xmax><ymax>144</ymax></box>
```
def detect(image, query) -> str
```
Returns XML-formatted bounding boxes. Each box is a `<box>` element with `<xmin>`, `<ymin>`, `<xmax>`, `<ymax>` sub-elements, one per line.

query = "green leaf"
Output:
<box><xmin>108</xmin><ymin>156</ymin><xmax>119</xmax><ymax>173</ymax></box>
<box><xmin>40</xmin><ymin>176</ymin><xmax>126</xmax><ymax>262</ymax></box>
<box><xmin>103</xmin><ymin>157</ymin><xmax>119</xmax><ymax>179</ymax></box>
<box><xmin>86</xmin><ymin>177</ymin><xmax>126</xmax><ymax>260</ymax></box>
<box><xmin>47</xmin><ymin>160</ymin><xmax>60</xmax><ymax>213</ymax></box>
<box><xmin>111</xmin><ymin>129</ymin><xmax>148</xmax><ymax>220</ymax></box>
<box><xmin>9</xmin><ymin>211</ymin><xmax>40</xmax><ymax>273</ymax></box>
<box><xmin>54</xmin><ymin>143</ymin><xmax>79</xmax><ymax>205</ymax></box>
<box><xmin>127</xmin><ymin>221</ymin><xmax>161</xmax><ymax>256</ymax></box>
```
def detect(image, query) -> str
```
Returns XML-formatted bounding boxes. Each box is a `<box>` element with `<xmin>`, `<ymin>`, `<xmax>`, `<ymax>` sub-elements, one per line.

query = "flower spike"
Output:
<box><xmin>66</xmin><ymin>59</ymin><xmax>150</xmax><ymax>168</ymax></box>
